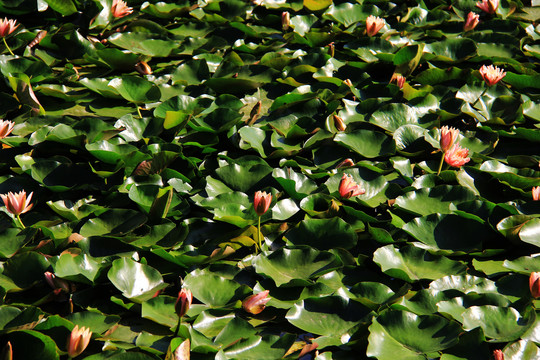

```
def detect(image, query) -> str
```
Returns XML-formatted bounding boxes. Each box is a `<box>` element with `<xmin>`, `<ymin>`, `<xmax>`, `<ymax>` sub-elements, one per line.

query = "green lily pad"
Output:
<box><xmin>253</xmin><ymin>246</ymin><xmax>343</xmax><ymax>287</ymax></box>
<box><xmin>107</xmin><ymin>258</ymin><xmax>167</xmax><ymax>303</ymax></box>
<box><xmin>284</xmin><ymin>217</ymin><xmax>357</xmax><ymax>250</ymax></box>
<box><xmin>373</xmin><ymin>245</ymin><xmax>468</xmax><ymax>282</ymax></box>
<box><xmin>286</xmin><ymin>296</ymin><xmax>370</xmax><ymax>336</ymax></box>
<box><xmin>368</xmin><ymin>310</ymin><xmax>461</xmax><ymax>357</ymax></box>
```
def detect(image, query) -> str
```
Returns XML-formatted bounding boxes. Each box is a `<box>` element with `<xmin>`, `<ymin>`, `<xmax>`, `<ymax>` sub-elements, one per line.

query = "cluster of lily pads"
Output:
<box><xmin>0</xmin><ymin>0</ymin><xmax>539</xmax><ymax>359</ymax></box>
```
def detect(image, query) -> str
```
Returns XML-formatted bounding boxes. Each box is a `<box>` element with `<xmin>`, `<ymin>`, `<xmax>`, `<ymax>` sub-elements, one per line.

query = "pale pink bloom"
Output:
<box><xmin>339</xmin><ymin>174</ymin><xmax>365</xmax><ymax>199</ymax></box>
<box><xmin>1</xmin><ymin>191</ymin><xmax>33</xmax><ymax>216</ymax></box>
<box><xmin>440</xmin><ymin>126</ymin><xmax>460</xmax><ymax>153</ymax></box>
<box><xmin>366</xmin><ymin>15</ymin><xmax>385</xmax><ymax>37</ymax></box>
<box><xmin>479</xmin><ymin>65</ymin><xmax>506</xmax><ymax>86</ymax></box>
<box><xmin>390</xmin><ymin>73</ymin><xmax>405</xmax><ymax>89</ymax></box>
<box><xmin>67</xmin><ymin>325</ymin><xmax>92</xmax><ymax>358</ymax></box>
<box><xmin>0</xmin><ymin>18</ymin><xmax>19</xmax><ymax>37</ymax></box>
<box><xmin>463</xmin><ymin>12</ymin><xmax>480</xmax><ymax>31</ymax></box>
<box><xmin>254</xmin><ymin>191</ymin><xmax>272</xmax><ymax>216</ymax></box>
<box><xmin>533</xmin><ymin>186</ymin><xmax>540</xmax><ymax>201</ymax></box>
<box><xmin>111</xmin><ymin>0</ymin><xmax>133</xmax><ymax>18</ymax></box>
<box><xmin>0</xmin><ymin>120</ymin><xmax>14</xmax><ymax>139</ymax></box>
<box><xmin>242</xmin><ymin>290</ymin><xmax>271</xmax><ymax>314</ymax></box>
<box><xmin>444</xmin><ymin>144</ymin><xmax>470</xmax><ymax>168</ymax></box>
<box><xmin>476</xmin><ymin>0</ymin><xmax>498</xmax><ymax>14</ymax></box>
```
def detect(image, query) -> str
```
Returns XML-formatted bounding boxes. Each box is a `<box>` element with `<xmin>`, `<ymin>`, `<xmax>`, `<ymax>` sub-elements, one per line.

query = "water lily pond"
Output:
<box><xmin>0</xmin><ymin>0</ymin><xmax>539</xmax><ymax>359</ymax></box>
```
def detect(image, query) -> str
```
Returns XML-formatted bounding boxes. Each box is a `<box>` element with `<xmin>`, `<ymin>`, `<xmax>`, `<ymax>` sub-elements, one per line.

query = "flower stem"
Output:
<box><xmin>437</xmin><ymin>152</ymin><xmax>445</xmax><ymax>176</ymax></box>
<box><xmin>136</xmin><ymin>105</ymin><xmax>142</xmax><ymax>119</ymax></box>
<box><xmin>2</xmin><ymin>37</ymin><xmax>14</xmax><ymax>56</ymax></box>
<box><xmin>16</xmin><ymin>214</ymin><xmax>25</xmax><ymax>229</ymax></box>
<box><xmin>472</xmin><ymin>87</ymin><xmax>488</xmax><ymax>107</ymax></box>
<box><xmin>257</xmin><ymin>216</ymin><xmax>261</xmax><ymax>254</ymax></box>
<box><xmin>174</xmin><ymin>317</ymin><xmax>182</xmax><ymax>337</ymax></box>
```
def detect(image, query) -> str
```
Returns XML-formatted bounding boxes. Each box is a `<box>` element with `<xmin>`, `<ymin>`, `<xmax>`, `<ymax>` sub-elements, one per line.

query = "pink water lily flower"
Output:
<box><xmin>476</xmin><ymin>0</ymin><xmax>498</xmax><ymax>14</ymax></box>
<box><xmin>533</xmin><ymin>186</ymin><xmax>540</xmax><ymax>201</ymax></box>
<box><xmin>1</xmin><ymin>191</ymin><xmax>33</xmax><ymax>216</ymax></box>
<box><xmin>339</xmin><ymin>174</ymin><xmax>365</xmax><ymax>199</ymax></box>
<box><xmin>0</xmin><ymin>18</ymin><xmax>19</xmax><ymax>37</ymax></box>
<box><xmin>0</xmin><ymin>120</ymin><xmax>14</xmax><ymax>139</ymax></box>
<box><xmin>67</xmin><ymin>325</ymin><xmax>92</xmax><ymax>358</ymax></box>
<box><xmin>366</xmin><ymin>15</ymin><xmax>385</xmax><ymax>37</ymax></box>
<box><xmin>444</xmin><ymin>144</ymin><xmax>470</xmax><ymax>168</ymax></box>
<box><xmin>111</xmin><ymin>0</ymin><xmax>133</xmax><ymax>18</ymax></box>
<box><xmin>479</xmin><ymin>64</ymin><xmax>506</xmax><ymax>86</ymax></box>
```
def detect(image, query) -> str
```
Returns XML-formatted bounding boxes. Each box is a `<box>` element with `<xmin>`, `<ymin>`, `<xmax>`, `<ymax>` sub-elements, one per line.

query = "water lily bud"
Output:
<box><xmin>479</xmin><ymin>65</ymin><xmax>505</xmax><ymax>86</ymax></box>
<box><xmin>336</xmin><ymin>158</ymin><xmax>354</xmax><ymax>169</ymax></box>
<box><xmin>242</xmin><ymin>290</ymin><xmax>270</xmax><ymax>314</ymax></box>
<box><xmin>0</xmin><ymin>120</ymin><xmax>14</xmax><ymax>139</ymax></box>
<box><xmin>476</xmin><ymin>0</ymin><xmax>498</xmax><ymax>14</ymax></box>
<box><xmin>67</xmin><ymin>325</ymin><xmax>92</xmax><ymax>358</ymax></box>
<box><xmin>463</xmin><ymin>12</ymin><xmax>480</xmax><ymax>32</ymax></box>
<box><xmin>282</xmin><ymin>12</ymin><xmax>290</xmax><ymax>30</ymax></box>
<box><xmin>444</xmin><ymin>144</ymin><xmax>470</xmax><ymax>168</ymax></box>
<box><xmin>254</xmin><ymin>191</ymin><xmax>272</xmax><ymax>216</ymax></box>
<box><xmin>530</xmin><ymin>272</ymin><xmax>540</xmax><ymax>298</ymax></box>
<box><xmin>333</xmin><ymin>115</ymin><xmax>346</xmax><ymax>132</ymax></box>
<box><xmin>135</xmin><ymin>61</ymin><xmax>152</xmax><ymax>75</ymax></box>
<box><xmin>175</xmin><ymin>288</ymin><xmax>193</xmax><ymax>318</ymax></box>
<box><xmin>1</xmin><ymin>190</ymin><xmax>33</xmax><ymax>216</ymax></box>
<box><xmin>0</xmin><ymin>18</ymin><xmax>19</xmax><ymax>38</ymax></box>
<box><xmin>44</xmin><ymin>272</ymin><xmax>73</xmax><ymax>293</ymax></box>
<box><xmin>439</xmin><ymin>126</ymin><xmax>459</xmax><ymax>153</ymax></box>
<box><xmin>493</xmin><ymin>349</ymin><xmax>504</xmax><ymax>360</ymax></box>
<box><xmin>365</xmin><ymin>15</ymin><xmax>385</xmax><ymax>37</ymax></box>
<box><xmin>533</xmin><ymin>187</ymin><xmax>540</xmax><ymax>201</ymax></box>
<box><xmin>339</xmin><ymin>174</ymin><xmax>365</xmax><ymax>199</ymax></box>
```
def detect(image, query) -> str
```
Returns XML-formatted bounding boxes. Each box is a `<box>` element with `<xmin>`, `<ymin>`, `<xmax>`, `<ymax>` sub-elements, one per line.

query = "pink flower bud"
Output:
<box><xmin>463</xmin><ymin>12</ymin><xmax>480</xmax><ymax>32</ymax></box>
<box><xmin>530</xmin><ymin>272</ymin><xmax>540</xmax><ymax>298</ymax></box>
<box><xmin>254</xmin><ymin>191</ymin><xmax>272</xmax><ymax>216</ymax></box>
<box><xmin>439</xmin><ymin>126</ymin><xmax>459</xmax><ymax>153</ymax></box>
<box><xmin>175</xmin><ymin>288</ymin><xmax>193</xmax><ymax>318</ymax></box>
